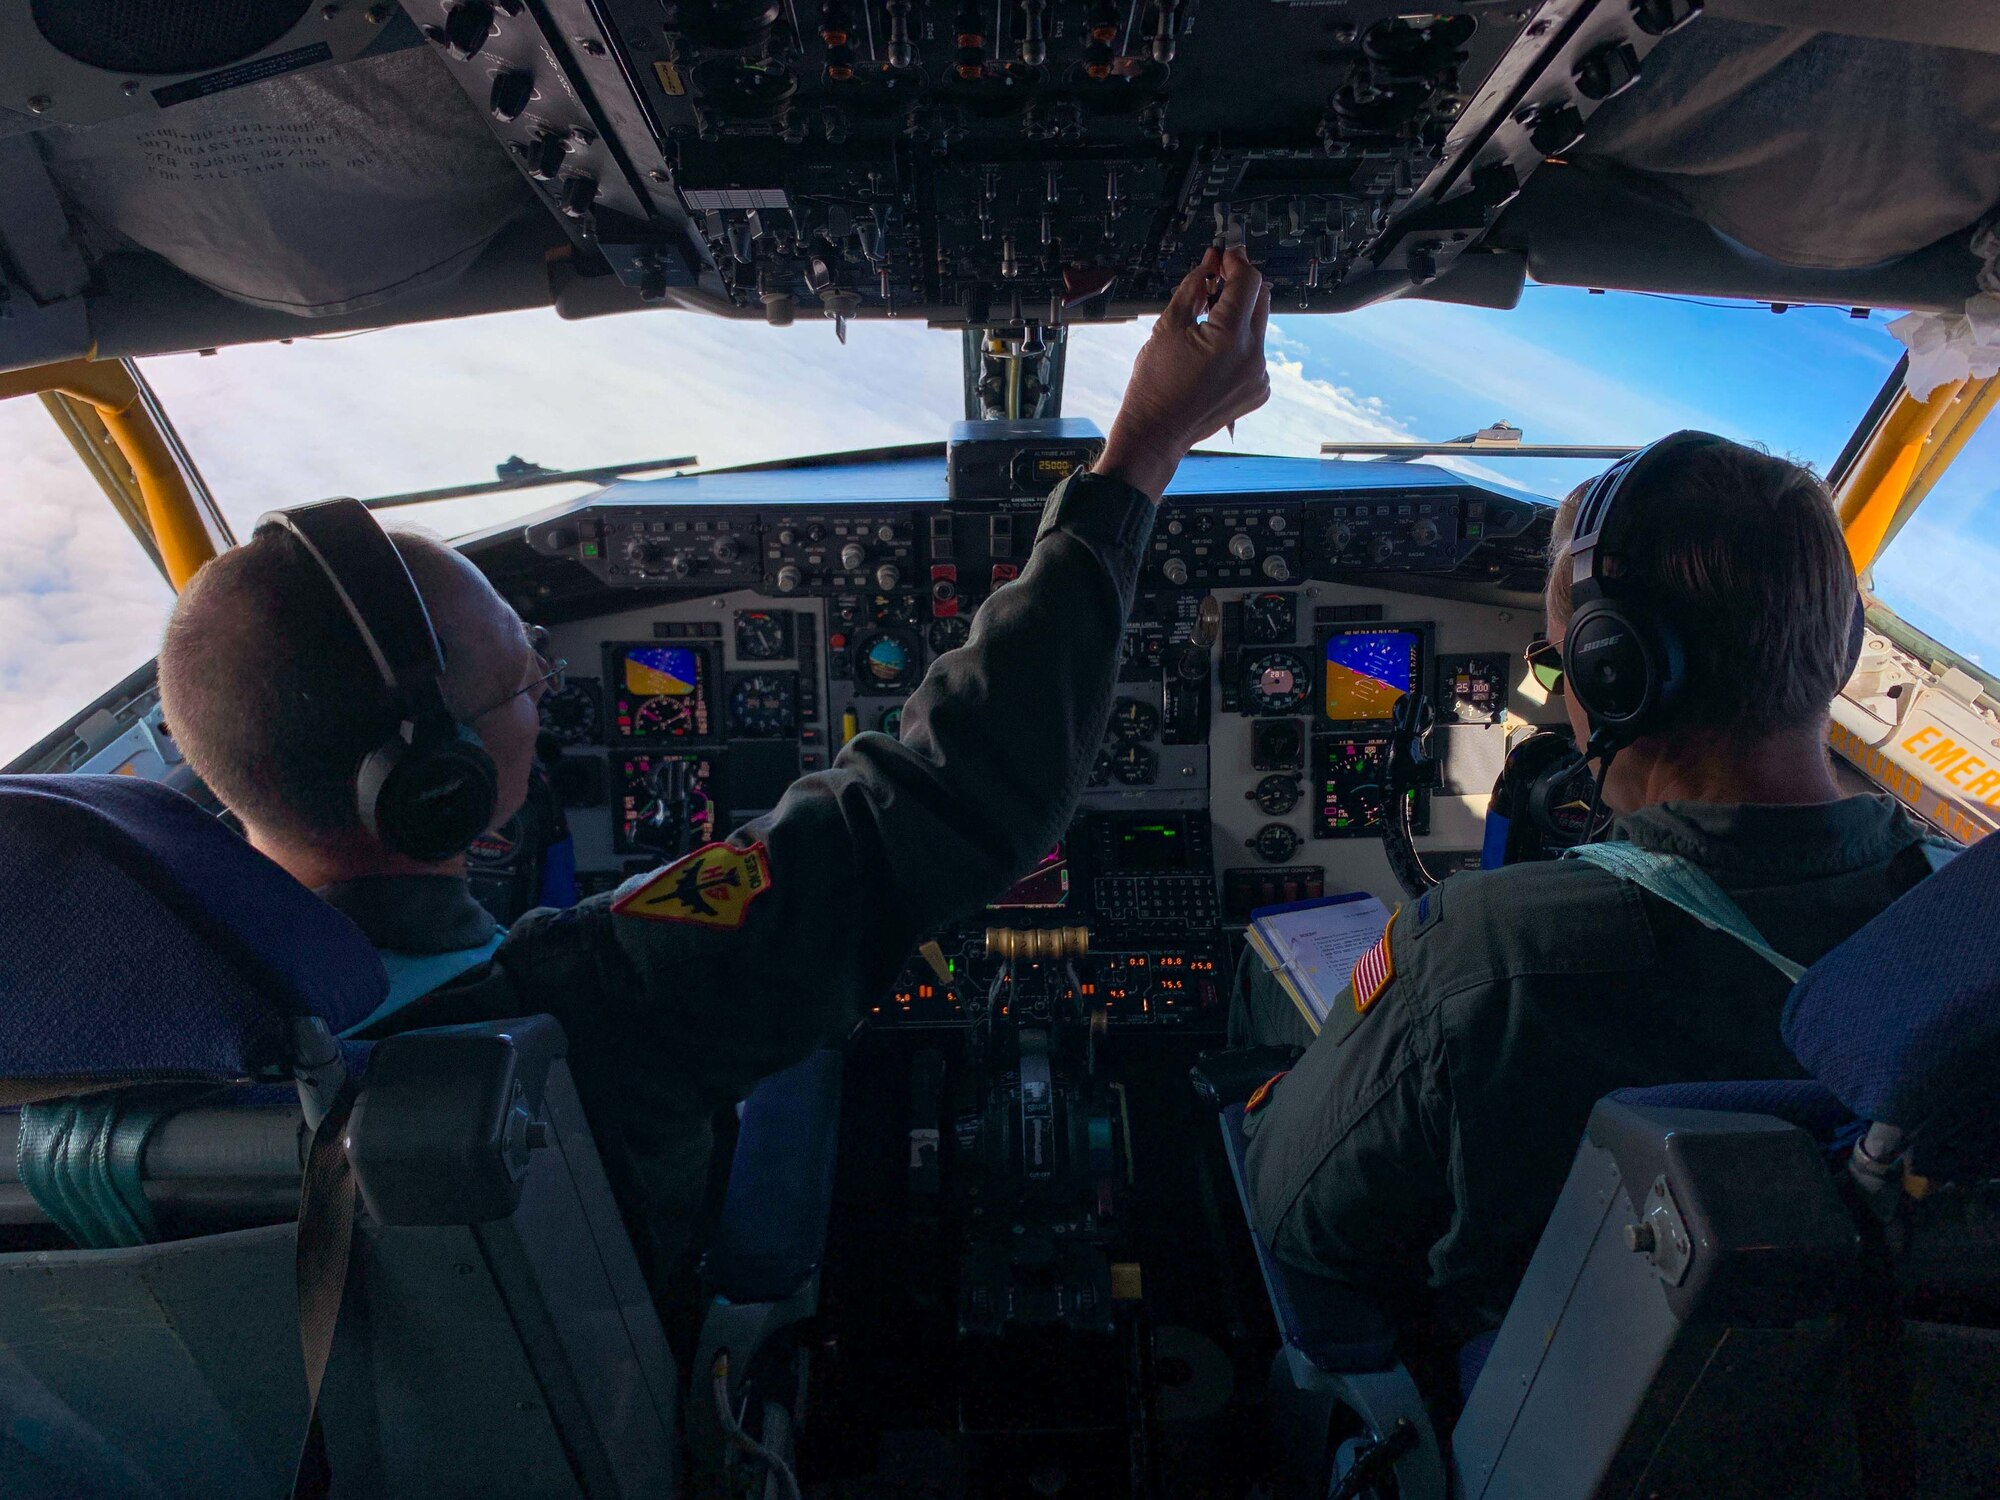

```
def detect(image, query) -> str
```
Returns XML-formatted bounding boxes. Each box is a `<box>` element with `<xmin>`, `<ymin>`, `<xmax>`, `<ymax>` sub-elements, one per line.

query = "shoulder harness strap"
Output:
<box><xmin>1564</xmin><ymin>842</ymin><xmax>1807</xmax><ymax>983</ymax></box>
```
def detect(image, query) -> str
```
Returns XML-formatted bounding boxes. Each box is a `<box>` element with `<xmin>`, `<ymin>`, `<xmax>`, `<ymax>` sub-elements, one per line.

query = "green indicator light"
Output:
<box><xmin>582</xmin><ymin>542</ymin><xmax>601</xmax><ymax>557</ymax></box>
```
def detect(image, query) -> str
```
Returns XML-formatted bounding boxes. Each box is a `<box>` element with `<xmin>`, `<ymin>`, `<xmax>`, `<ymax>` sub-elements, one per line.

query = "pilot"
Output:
<box><xmin>1237</xmin><ymin>434</ymin><xmax>1950</xmax><ymax>1342</ymax></box>
<box><xmin>155</xmin><ymin>247</ymin><xmax>1273</xmax><ymax>1292</ymax></box>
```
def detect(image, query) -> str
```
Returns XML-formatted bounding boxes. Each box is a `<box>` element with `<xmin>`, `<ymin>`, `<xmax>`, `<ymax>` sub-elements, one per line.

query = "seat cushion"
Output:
<box><xmin>0</xmin><ymin>776</ymin><xmax>388</xmax><ymax>1087</ymax></box>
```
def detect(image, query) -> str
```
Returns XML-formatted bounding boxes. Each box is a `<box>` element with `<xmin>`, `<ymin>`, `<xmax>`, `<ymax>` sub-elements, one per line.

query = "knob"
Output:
<box><xmin>777</xmin><ymin>527</ymin><xmax>797</xmax><ymax>546</ymax></box>
<box><xmin>840</xmin><ymin>541</ymin><xmax>867</xmax><ymax>571</ymax></box>
<box><xmin>875</xmin><ymin>562</ymin><xmax>902</xmax><ymax>591</ymax></box>
<box><xmin>524</xmin><ymin>131</ymin><xmax>567</xmax><ymax>182</ymax></box>
<box><xmin>876</xmin><ymin>523</ymin><xmax>896</xmax><ymax>543</ymax></box>
<box><xmin>443</xmin><ymin>0</ymin><xmax>495</xmax><ymax>59</ymax></box>
<box><xmin>1262</xmin><ymin>554</ymin><xmax>1291</xmax><ymax>582</ymax></box>
<box><xmin>713</xmin><ymin>537</ymin><xmax>740</xmax><ymax>564</ymax></box>
<box><xmin>776</xmin><ymin>564</ymin><xmax>803</xmax><ymax>593</ymax></box>
<box><xmin>1327</xmin><ymin>522</ymin><xmax>1353</xmax><ymax>553</ymax></box>
<box><xmin>806</xmin><ymin>523</ymin><xmax>827</xmax><ymax>542</ymax></box>
<box><xmin>1165</xmin><ymin>517</ymin><xmax>1185</xmax><ymax>536</ymax></box>
<box><xmin>558</xmin><ymin>174</ymin><xmax>599</xmax><ymax>220</ymax></box>
<box><xmin>1268</xmin><ymin>514</ymin><xmax>1287</xmax><ymax>533</ymax></box>
<box><xmin>1372</xmin><ymin>535</ymin><xmax>1397</xmax><ymax>565</ymax></box>
<box><xmin>1411</xmin><ymin>518</ymin><xmax>1440</xmax><ymax>547</ymax></box>
<box><xmin>1228</xmin><ymin>532</ymin><xmax>1256</xmax><ymax>561</ymax></box>
<box><xmin>489</xmin><ymin>69</ymin><xmax>534</xmax><ymax>122</ymax></box>
<box><xmin>662</xmin><ymin>552</ymin><xmax>692</xmax><ymax>580</ymax></box>
<box><xmin>1161</xmin><ymin>557</ymin><xmax>1190</xmax><ymax>586</ymax></box>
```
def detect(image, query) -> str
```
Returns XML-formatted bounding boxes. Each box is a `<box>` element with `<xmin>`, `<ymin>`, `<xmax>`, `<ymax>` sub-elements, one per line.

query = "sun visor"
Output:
<box><xmin>33</xmin><ymin>45</ymin><xmax>533</xmax><ymax>318</ymax></box>
<box><xmin>1572</xmin><ymin>19</ymin><xmax>2000</xmax><ymax>271</ymax></box>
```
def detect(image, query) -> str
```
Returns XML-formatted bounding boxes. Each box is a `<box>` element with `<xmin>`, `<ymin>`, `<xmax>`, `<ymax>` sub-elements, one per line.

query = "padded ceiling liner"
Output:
<box><xmin>35</xmin><ymin>45</ymin><xmax>532</xmax><ymax>317</ymax></box>
<box><xmin>1577</xmin><ymin>19</ymin><xmax>2000</xmax><ymax>271</ymax></box>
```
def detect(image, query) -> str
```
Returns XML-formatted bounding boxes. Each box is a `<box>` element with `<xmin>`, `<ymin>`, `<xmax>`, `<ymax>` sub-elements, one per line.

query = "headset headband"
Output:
<box><xmin>255</xmin><ymin>498</ymin><xmax>449</xmax><ymax>727</ymax></box>
<box><xmin>1567</xmin><ymin>429</ymin><xmax>1729</xmax><ymax>606</ymax></box>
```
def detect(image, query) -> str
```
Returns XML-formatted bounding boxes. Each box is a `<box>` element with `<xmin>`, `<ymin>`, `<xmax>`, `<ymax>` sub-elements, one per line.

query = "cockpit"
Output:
<box><xmin>4</xmin><ymin>4</ymin><xmax>2000</xmax><ymax>1499</ymax></box>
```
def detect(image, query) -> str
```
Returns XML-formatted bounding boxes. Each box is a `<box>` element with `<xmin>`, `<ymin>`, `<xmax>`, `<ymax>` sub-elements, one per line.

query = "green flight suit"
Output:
<box><xmin>327</xmin><ymin>471</ymin><xmax>1155</xmax><ymax>1290</ymax></box>
<box><xmin>1237</xmin><ymin>796</ymin><xmax>1941</xmax><ymax>1329</ymax></box>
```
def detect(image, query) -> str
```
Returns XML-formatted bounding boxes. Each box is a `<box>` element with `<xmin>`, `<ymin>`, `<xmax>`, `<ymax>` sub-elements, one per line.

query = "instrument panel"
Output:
<box><xmin>511</xmin><ymin>444</ymin><xmax>1557</xmax><ymax>1032</ymax></box>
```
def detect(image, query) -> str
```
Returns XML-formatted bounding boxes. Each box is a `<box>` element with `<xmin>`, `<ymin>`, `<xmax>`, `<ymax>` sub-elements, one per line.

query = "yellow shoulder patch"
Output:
<box><xmin>1350</xmin><ymin>907</ymin><xmax>1399</xmax><ymax>1016</ymax></box>
<box><xmin>613</xmin><ymin>841</ymin><xmax>772</xmax><ymax>928</ymax></box>
<box><xmin>1244</xmin><ymin>1071</ymin><xmax>1289</xmax><ymax>1114</ymax></box>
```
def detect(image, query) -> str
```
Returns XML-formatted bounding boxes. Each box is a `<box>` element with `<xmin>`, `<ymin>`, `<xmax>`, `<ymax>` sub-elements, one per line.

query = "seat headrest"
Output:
<box><xmin>0</xmin><ymin>776</ymin><xmax>388</xmax><ymax>1090</ymax></box>
<box><xmin>1783</xmin><ymin>834</ymin><xmax>2000</xmax><ymax>1180</ymax></box>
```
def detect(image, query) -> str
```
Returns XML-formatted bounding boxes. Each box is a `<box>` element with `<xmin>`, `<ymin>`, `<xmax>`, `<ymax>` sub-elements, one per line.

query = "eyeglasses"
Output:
<box><xmin>465</xmin><ymin>625</ymin><xmax>567</xmax><ymax>721</ymax></box>
<box><xmin>1525</xmin><ymin>637</ymin><xmax>1566</xmax><ymax>698</ymax></box>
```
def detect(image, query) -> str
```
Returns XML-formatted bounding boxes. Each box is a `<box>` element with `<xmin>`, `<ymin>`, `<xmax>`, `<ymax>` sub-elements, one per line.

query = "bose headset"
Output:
<box><xmin>256</xmin><ymin>498</ymin><xmax>500</xmax><ymax>862</ymax></box>
<box><xmin>1560</xmin><ymin>429</ymin><xmax>1867</xmax><ymax>758</ymax></box>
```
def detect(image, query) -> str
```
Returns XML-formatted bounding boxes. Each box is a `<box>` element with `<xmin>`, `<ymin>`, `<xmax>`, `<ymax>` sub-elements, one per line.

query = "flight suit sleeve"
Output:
<box><xmin>497</xmin><ymin>470</ymin><xmax>1154</xmax><ymax>1109</ymax></box>
<box><xmin>1238</xmin><ymin>910</ymin><xmax>1455</xmax><ymax>1290</ymax></box>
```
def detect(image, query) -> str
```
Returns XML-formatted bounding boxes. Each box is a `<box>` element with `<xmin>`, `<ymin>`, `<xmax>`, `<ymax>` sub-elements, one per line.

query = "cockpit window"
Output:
<box><xmin>1870</xmin><ymin>405</ymin><xmax>2000</xmax><ymax>676</ymax></box>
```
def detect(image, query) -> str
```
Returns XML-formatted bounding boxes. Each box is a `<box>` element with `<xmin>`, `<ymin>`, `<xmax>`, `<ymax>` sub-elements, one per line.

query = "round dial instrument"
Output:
<box><xmin>632</xmin><ymin>695</ymin><xmax>693</xmax><ymax>738</ymax></box>
<box><xmin>734</xmin><ymin>609</ymin><xmax>792</xmax><ymax>661</ymax></box>
<box><xmin>879</xmin><ymin>705</ymin><xmax>905</xmax><ymax>736</ymax></box>
<box><xmin>1250</xmin><ymin>823</ymin><xmax>1301</xmax><ymax>864</ymax></box>
<box><xmin>537</xmin><ymin>680</ymin><xmax>600</xmax><ymax>745</ymax></box>
<box><xmin>1240</xmin><ymin>591</ymin><xmax>1295</xmax><ymax>644</ymax></box>
<box><xmin>727</xmin><ymin>674</ymin><xmax>798</xmax><ymax>737</ymax></box>
<box><xmin>1110</xmin><ymin>743</ymin><xmax>1157</xmax><ymax>785</ymax></box>
<box><xmin>1251</xmin><ymin>773</ymin><xmax>1301</xmax><ymax>815</ymax></box>
<box><xmin>1109</xmin><ymin>697</ymin><xmax>1160</xmax><ymax>742</ymax></box>
<box><xmin>1244</xmin><ymin>650</ymin><xmax>1311</xmax><ymax>715</ymax></box>
<box><xmin>853</xmin><ymin>627</ymin><xmax>920</xmax><ymax>692</ymax></box>
<box><xmin>1088</xmin><ymin>748</ymin><xmax>1113</xmax><ymax>787</ymax></box>
<box><xmin>927</xmin><ymin>615</ymin><xmax>970</xmax><ymax>653</ymax></box>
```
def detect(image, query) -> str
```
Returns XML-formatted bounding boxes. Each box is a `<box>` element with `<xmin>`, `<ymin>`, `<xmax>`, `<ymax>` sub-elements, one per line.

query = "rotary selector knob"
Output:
<box><xmin>661</xmin><ymin>552</ymin><xmax>692</xmax><ymax>580</ymax></box>
<box><xmin>1411</xmin><ymin>518</ymin><xmax>1441</xmax><ymax>547</ymax></box>
<box><xmin>1326</xmin><ymin>522</ymin><xmax>1353</xmax><ymax>553</ymax></box>
<box><xmin>1228</xmin><ymin>533</ymin><xmax>1256</xmax><ymax>562</ymax></box>
<box><xmin>876</xmin><ymin>523</ymin><xmax>897</xmax><ymax>543</ymax></box>
<box><xmin>777</xmin><ymin>527</ymin><xmax>797</xmax><ymax>545</ymax></box>
<box><xmin>875</xmin><ymin>562</ymin><xmax>902</xmax><ymax>591</ymax></box>
<box><xmin>1262</xmin><ymin>555</ymin><xmax>1291</xmax><ymax>582</ymax></box>
<box><xmin>1161</xmin><ymin>557</ymin><xmax>1190</xmax><ymax>586</ymax></box>
<box><xmin>840</xmin><ymin>541</ymin><xmax>867</xmax><ymax>571</ymax></box>
<box><xmin>713</xmin><ymin>537</ymin><xmax>740</xmax><ymax>564</ymax></box>
<box><xmin>776</xmin><ymin>564</ymin><xmax>803</xmax><ymax>593</ymax></box>
<box><xmin>1372</xmin><ymin>534</ymin><xmax>1397</xmax><ymax>565</ymax></box>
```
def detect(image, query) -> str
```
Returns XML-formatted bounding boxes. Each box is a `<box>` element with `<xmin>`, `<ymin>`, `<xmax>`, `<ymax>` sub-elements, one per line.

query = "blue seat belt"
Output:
<box><xmin>1564</xmin><ymin>843</ymin><xmax>1809</xmax><ymax>983</ymax></box>
<box><xmin>340</xmin><ymin>932</ymin><xmax>506</xmax><ymax>1037</ymax></box>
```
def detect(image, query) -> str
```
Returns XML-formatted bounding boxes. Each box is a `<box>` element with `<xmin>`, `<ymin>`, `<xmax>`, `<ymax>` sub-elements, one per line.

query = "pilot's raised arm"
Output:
<box><xmin>158</xmin><ymin>247</ymin><xmax>1268</xmax><ymax>1282</ymax></box>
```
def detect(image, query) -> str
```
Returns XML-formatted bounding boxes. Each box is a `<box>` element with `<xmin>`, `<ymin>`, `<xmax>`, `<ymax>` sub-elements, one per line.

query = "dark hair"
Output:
<box><xmin>158</xmin><ymin>526</ymin><xmax>481</xmax><ymax>845</ymax></box>
<box><xmin>1548</xmin><ymin>440</ymin><xmax>1858</xmax><ymax>741</ymax></box>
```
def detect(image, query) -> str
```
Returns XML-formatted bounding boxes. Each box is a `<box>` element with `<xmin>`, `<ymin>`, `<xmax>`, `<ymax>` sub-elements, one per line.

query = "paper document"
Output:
<box><xmin>1245</xmin><ymin>891</ymin><xmax>1392</xmax><ymax>1034</ymax></box>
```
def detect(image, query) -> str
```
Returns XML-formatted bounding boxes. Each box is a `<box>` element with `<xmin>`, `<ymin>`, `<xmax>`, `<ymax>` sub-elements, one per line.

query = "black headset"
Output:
<box><xmin>256</xmin><ymin>498</ymin><xmax>499</xmax><ymax>862</ymax></box>
<box><xmin>1562</xmin><ymin>429</ymin><xmax>1868</xmax><ymax>759</ymax></box>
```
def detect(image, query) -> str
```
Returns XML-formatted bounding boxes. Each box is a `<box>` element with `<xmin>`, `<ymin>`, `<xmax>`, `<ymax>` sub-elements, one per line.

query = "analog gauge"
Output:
<box><xmin>727</xmin><ymin>673</ymin><xmax>798</xmax><ymax>737</ymax></box>
<box><xmin>537</xmin><ymin>679</ymin><xmax>600</xmax><ymax>745</ymax></box>
<box><xmin>1251</xmin><ymin>773</ymin><xmax>1301</xmax><ymax>816</ymax></box>
<box><xmin>1088</xmin><ymin>748</ymin><xmax>1113</xmax><ymax>787</ymax></box>
<box><xmin>1244</xmin><ymin>650</ymin><xmax>1311</xmax><ymax>715</ymax></box>
<box><xmin>1109</xmin><ymin>697</ymin><xmax>1160</xmax><ymax>742</ymax></box>
<box><xmin>1240</xmin><ymin>591</ymin><xmax>1296</xmax><ymax>645</ymax></box>
<box><xmin>734</xmin><ymin>609</ymin><xmax>793</xmax><ymax>662</ymax></box>
<box><xmin>633</xmin><ymin>695</ymin><xmax>693</xmax><ymax>738</ymax></box>
<box><xmin>853</xmin><ymin>627</ymin><xmax>919</xmax><ymax>693</ymax></box>
<box><xmin>879</xmin><ymin>705</ymin><xmax>905</xmax><ymax>736</ymax></box>
<box><xmin>927</xmin><ymin>615</ymin><xmax>970</xmax><ymax>653</ymax></box>
<box><xmin>1251</xmin><ymin>717</ymin><xmax>1305</xmax><ymax>770</ymax></box>
<box><xmin>1251</xmin><ymin>823</ymin><xmax>1302</xmax><ymax>864</ymax></box>
<box><xmin>1111</xmin><ymin>743</ymin><xmax>1157</xmax><ymax>786</ymax></box>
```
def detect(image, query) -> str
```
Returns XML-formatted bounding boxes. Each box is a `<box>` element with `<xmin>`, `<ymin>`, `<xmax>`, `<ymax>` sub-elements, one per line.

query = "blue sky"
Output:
<box><xmin>1</xmin><ymin>278</ymin><xmax>1991</xmax><ymax>763</ymax></box>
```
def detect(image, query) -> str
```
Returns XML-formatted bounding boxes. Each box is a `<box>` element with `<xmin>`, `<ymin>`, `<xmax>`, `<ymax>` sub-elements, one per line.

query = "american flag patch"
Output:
<box><xmin>1350</xmin><ymin>910</ymin><xmax>1399</xmax><ymax>1016</ymax></box>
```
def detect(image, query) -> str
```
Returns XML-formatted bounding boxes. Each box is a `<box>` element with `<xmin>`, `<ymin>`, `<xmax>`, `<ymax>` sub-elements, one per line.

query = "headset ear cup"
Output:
<box><xmin>1563</xmin><ymin>599</ymin><xmax>1684</xmax><ymax>742</ymax></box>
<box><xmin>360</xmin><ymin>724</ymin><xmax>499</xmax><ymax>862</ymax></box>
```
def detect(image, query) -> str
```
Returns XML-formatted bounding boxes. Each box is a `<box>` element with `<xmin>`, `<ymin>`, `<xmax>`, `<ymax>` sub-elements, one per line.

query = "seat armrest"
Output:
<box><xmin>1190</xmin><ymin>1046</ymin><xmax>1302</xmax><ymax>1110</ymax></box>
<box><xmin>702</xmin><ymin>1049</ymin><xmax>844</xmax><ymax>1305</ymax></box>
<box><xmin>1217</xmin><ymin>1103</ymin><xmax>1397</xmax><ymax>1373</ymax></box>
<box><xmin>346</xmin><ymin>1016</ymin><xmax>567</xmax><ymax>1227</ymax></box>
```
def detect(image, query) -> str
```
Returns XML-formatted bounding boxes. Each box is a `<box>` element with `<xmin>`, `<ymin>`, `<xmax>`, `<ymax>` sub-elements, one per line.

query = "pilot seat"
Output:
<box><xmin>1201</xmin><ymin>828</ymin><xmax>2000</xmax><ymax>1500</ymax></box>
<box><xmin>0</xmin><ymin>774</ymin><xmax>840</xmax><ymax>1500</ymax></box>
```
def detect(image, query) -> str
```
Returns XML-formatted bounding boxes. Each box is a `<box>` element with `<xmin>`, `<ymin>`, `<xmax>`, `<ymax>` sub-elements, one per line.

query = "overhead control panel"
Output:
<box><xmin>386</xmin><ymin>0</ymin><xmax>1703</xmax><ymax>320</ymax></box>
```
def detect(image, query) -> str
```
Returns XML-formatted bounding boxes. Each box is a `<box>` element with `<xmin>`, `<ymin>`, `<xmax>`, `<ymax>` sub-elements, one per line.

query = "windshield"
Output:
<box><xmin>1869</xmin><ymin>402</ymin><xmax>2000</xmax><ymax>675</ymax></box>
<box><xmin>1</xmin><ymin>287</ymin><xmax>1903</xmax><ymax>764</ymax></box>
